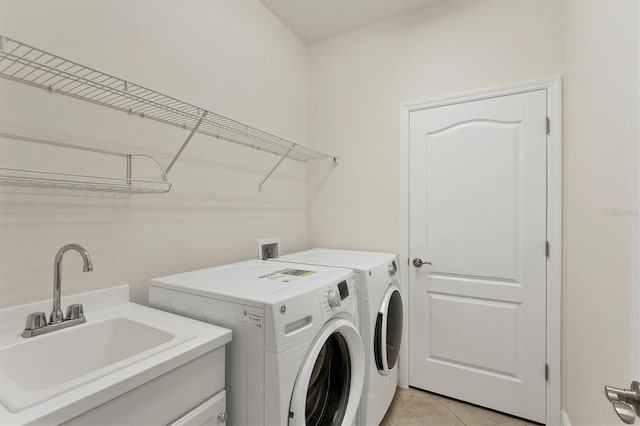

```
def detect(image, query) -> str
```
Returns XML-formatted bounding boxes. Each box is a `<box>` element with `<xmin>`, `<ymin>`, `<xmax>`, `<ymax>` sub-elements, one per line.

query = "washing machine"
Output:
<box><xmin>148</xmin><ymin>259</ymin><xmax>365</xmax><ymax>426</ymax></box>
<box><xmin>273</xmin><ymin>249</ymin><xmax>403</xmax><ymax>426</ymax></box>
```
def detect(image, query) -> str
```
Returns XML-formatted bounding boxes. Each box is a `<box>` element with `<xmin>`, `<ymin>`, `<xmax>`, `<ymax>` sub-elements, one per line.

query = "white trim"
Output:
<box><xmin>546</xmin><ymin>77</ymin><xmax>563</xmax><ymax>426</ymax></box>
<box><xmin>398</xmin><ymin>76</ymin><xmax>562</xmax><ymax>426</ymax></box>
<box><xmin>631</xmin><ymin>0</ymin><xmax>640</xmax><ymax>390</ymax></box>
<box><xmin>402</xmin><ymin>77</ymin><xmax>561</xmax><ymax>113</ymax></box>
<box><xmin>398</xmin><ymin>103</ymin><xmax>411</xmax><ymax>389</ymax></box>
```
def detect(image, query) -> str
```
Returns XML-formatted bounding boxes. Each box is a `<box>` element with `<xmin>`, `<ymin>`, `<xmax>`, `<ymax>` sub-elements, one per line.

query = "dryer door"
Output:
<box><xmin>374</xmin><ymin>283</ymin><xmax>404</xmax><ymax>375</ymax></box>
<box><xmin>289</xmin><ymin>318</ymin><xmax>364</xmax><ymax>426</ymax></box>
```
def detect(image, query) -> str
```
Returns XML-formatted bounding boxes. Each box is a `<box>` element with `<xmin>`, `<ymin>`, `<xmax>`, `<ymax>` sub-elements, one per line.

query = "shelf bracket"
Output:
<box><xmin>166</xmin><ymin>110</ymin><xmax>208</xmax><ymax>175</ymax></box>
<box><xmin>258</xmin><ymin>145</ymin><xmax>294</xmax><ymax>191</ymax></box>
<box><xmin>126</xmin><ymin>154</ymin><xmax>132</xmax><ymax>186</ymax></box>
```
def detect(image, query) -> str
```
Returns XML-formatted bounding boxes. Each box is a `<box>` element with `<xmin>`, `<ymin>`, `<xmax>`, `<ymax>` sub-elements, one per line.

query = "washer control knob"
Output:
<box><xmin>327</xmin><ymin>289</ymin><xmax>341</xmax><ymax>308</ymax></box>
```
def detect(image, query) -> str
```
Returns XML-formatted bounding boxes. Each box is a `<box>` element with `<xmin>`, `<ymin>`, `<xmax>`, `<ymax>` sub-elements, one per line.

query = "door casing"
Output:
<box><xmin>399</xmin><ymin>77</ymin><xmax>562</xmax><ymax>426</ymax></box>
<box><xmin>631</xmin><ymin>1</ymin><xmax>640</xmax><ymax>399</ymax></box>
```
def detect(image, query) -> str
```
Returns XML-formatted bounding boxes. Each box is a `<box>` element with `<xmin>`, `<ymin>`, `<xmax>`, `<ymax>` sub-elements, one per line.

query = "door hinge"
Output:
<box><xmin>546</xmin><ymin>117</ymin><xmax>550</xmax><ymax>135</ymax></box>
<box><xmin>545</xmin><ymin>364</ymin><xmax>549</xmax><ymax>381</ymax></box>
<box><xmin>545</xmin><ymin>241</ymin><xmax>550</xmax><ymax>258</ymax></box>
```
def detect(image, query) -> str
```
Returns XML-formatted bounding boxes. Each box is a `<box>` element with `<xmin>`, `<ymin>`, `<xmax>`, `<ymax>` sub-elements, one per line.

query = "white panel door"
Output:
<box><xmin>408</xmin><ymin>90</ymin><xmax>547</xmax><ymax>423</ymax></box>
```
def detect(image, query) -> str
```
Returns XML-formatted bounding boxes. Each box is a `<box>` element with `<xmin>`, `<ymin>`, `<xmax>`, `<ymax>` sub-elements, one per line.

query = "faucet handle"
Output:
<box><xmin>65</xmin><ymin>304</ymin><xmax>85</xmax><ymax>321</ymax></box>
<box><xmin>22</xmin><ymin>312</ymin><xmax>47</xmax><ymax>337</ymax></box>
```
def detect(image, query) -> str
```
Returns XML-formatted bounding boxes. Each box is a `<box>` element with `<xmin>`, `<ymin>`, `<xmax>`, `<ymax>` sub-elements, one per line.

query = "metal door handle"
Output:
<box><xmin>605</xmin><ymin>381</ymin><xmax>640</xmax><ymax>424</ymax></box>
<box><xmin>413</xmin><ymin>258</ymin><xmax>431</xmax><ymax>267</ymax></box>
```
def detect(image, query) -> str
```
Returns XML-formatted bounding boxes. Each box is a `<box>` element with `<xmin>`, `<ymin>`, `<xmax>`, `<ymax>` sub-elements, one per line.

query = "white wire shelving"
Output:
<box><xmin>0</xmin><ymin>167</ymin><xmax>171</xmax><ymax>194</ymax></box>
<box><xmin>0</xmin><ymin>34</ymin><xmax>337</xmax><ymax>192</ymax></box>
<box><xmin>0</xmin><ymin>131</ymin><xmax>172</xmax><ymax>194</ymax></box>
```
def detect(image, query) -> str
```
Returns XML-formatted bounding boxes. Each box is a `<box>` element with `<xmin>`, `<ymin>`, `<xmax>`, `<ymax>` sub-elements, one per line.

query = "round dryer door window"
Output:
<box><xmin>289</xmin><ymin>318</ymin><xmax>365</xmax><ymax>426</ymax></box>
<box><xmin>374</xmin><ymin>284</ymin><xmax>403</xmax><ymax>374</ymax></box>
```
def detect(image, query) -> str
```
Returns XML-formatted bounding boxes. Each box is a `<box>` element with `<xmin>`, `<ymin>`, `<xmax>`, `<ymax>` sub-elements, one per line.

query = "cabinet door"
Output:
<box><xmin>63</xmin><ymin>349</ymin><xmax>225</xmax><ymax>426</ymax></box>
<box><xmin>170</xmin><ymin>391</ymin><xmax>226</xmax><ymax>426</ymax></box>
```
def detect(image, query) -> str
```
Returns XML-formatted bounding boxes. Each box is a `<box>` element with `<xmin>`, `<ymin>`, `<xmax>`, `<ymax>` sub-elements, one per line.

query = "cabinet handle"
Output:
<box><xmin>218</xmin><ymin>412</ymin><xmax>227</xmax><ymax>423</ymax></box>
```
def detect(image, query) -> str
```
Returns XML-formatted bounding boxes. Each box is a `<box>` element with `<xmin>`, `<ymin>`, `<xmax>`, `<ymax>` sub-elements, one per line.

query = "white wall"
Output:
<box><xmin>0</xmin><ymin>0</ymin><xmax>310</xmax><ymax>307</ymax></box>
<box><xmin>308</xmin><ymin>0</ymin><xmax>638</xmax><ymax>424</ymax></box>
<box><xmin>307</xmin><ymin>0</ymin><xmax>563</xmax><ymax>251</ymax></box>
<box><xmin>1</xmin><ymin>1</ymin><xmax>638</xmax><ymax>423</ymax></box>
<box><xmin>562</xmin><ymin>1</ymin><xmax>638</xmax><ymax>424</ymax></box>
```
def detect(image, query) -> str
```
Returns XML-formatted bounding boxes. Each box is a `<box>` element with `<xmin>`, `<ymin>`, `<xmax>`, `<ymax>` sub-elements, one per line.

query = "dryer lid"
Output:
<box><xmin>277</xmin><ymin>248</ymin><xmax>396</xmax><ymax>271</ymax></box>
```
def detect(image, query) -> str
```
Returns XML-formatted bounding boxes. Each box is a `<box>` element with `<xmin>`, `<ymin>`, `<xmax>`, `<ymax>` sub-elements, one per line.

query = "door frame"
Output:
<box><xmin>398</xmin><ymin>77</ymin><xmax>562</xmax><ymax>426</ymax></box>
<box><xmin>631</xmin><ymin>0</ymin><xmax>640</xmax><ymax>393</ymax></box>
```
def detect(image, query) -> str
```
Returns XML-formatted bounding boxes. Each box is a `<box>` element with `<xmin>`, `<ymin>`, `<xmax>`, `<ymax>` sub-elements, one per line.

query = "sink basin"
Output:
<box><xmin>0</xmin><ymin>317</ymin><xmax>179</xmax><ymax>412</ymax></box>
<box><xmin>0</xmin><ymin>286</ymin><xmax>231</xmax><ymax>425</ymax></box>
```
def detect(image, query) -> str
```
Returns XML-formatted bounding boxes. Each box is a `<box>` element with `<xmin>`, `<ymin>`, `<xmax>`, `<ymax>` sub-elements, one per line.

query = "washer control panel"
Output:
<box><xmin>320</xmin><ymin>275</ymin><xmax>356</xmax><ymax>312</ymax></box>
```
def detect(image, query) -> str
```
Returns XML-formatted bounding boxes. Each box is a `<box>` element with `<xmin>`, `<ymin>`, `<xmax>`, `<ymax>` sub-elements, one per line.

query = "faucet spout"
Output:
<box><xmin>51</xmin><ymin>244</ymin><xmax>93</xmax><ymax>324</ymax></box>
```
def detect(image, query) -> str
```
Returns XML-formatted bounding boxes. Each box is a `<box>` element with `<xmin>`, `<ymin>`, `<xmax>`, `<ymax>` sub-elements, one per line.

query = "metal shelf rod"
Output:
<box><xmin>0</xmin><ymin>130</ymin><xmax>130</xmax><ymax>158</ymax></box>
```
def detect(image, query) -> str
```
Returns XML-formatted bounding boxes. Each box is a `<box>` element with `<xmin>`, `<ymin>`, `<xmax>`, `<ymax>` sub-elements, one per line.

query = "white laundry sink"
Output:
<box><xmin>0</xmin><ymin>285</ymin><xmax>231</xmax><ymax>425</ymax></box>
<box><xmin>0</xmin><ymin>317</ymin><xmax>176</xmax><ymax>411</ymax></box>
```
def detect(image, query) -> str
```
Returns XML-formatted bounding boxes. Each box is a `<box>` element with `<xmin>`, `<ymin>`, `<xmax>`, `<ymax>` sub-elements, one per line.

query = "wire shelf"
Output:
<box><xmin>0</xmin><ymin>131</ymin><xmax>172</xmax><ymax>194</ymax></box>
<box><xmin>0</xmin><ymin>35</ymin><xmax>337</xmax><ymax>163</ymax></box>
<box><xmin>0</xmin><ymin>167</ymin><xmax>172</xmax><ymax>194</ymax></box>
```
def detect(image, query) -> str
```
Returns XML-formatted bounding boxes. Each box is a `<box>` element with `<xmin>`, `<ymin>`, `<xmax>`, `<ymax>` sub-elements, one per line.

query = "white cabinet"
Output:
<box><xmin>169</xmin><ymin>391</ymin><xmax>226</xmax><ymax>426</ymax></box>
<box><xmin>64</xmin><ymin>347</ymin><xmax>226</xmax><ymax>426</ymax></box>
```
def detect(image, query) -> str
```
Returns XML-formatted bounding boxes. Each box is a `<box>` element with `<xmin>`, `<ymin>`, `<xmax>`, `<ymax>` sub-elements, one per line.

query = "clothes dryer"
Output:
<box><xmin>149</xmin><ymin>260</ymin><xmax>364</xmax><ymax>426</ymax></box>
<box><xmin>273</xmin><ymin>249</ymin><xmax>402</xmax><ymax>426</ymax></box>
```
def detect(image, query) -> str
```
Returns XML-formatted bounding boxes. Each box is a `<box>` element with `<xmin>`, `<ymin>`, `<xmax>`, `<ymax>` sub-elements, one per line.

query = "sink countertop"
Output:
<box><xmin>0</xmin><ymin>285</ymin><xmax>231</xmax><ymax>425</ymax></box>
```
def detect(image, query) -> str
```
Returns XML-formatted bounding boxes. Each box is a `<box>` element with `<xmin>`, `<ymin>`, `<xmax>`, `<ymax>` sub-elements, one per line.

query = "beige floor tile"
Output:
<box><xmin>381</xmin><ymin>388</ymin><xmax>540</xmax><ymax>426</ymax></box>
<box><xmin>496</xmin><ymin>420</ymin><xmax>540</xmax><ymax>426</ymax></box>
<box><xmin>440</xmin><ymin>397</ymin><xmax>514</xmax><ymax>426</ymax></box>
<box><xmin>408</xmin><ymin>389</ymin><xmax>445</xmax><ymax>404</ymax></box>
<box><xmin>381</xmin><ymin>388</ymin><xmax>463</xmax><ymax>426</ymax></box>
<box><xmin>385</xmin><ymin>403</ymin><xmax>465</xmax><ymax>425</ymax></box>
<box><xmin>394</xmin><ymin>387</ymin><xmax>413</xmax><ymax>402</ymax></box>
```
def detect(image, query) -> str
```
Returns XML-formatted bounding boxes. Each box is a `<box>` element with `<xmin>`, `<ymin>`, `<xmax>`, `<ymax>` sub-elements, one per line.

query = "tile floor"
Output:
<box><xmin>380</xmin><ymin>387</ymin><xmax>541</xmax><ymax>426</ymax></box>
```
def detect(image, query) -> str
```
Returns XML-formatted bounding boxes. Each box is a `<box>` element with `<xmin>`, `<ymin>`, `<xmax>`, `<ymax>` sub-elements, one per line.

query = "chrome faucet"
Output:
<box><xmin>22</xmin><ymin>243</ymin><xmax>93</xmax><ymax>338</ymax></box>
<box><xmin>51</xmin><ymin>244</ymin><xmax>93</xmax><ymax>323</ymax></box>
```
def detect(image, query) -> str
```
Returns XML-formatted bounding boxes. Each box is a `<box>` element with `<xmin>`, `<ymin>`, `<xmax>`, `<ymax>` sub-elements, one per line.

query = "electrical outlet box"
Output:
<box><xmin>258</xmin><ymin>237</ymin><xmax>280</xmax><ymax>260</ymax></box>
